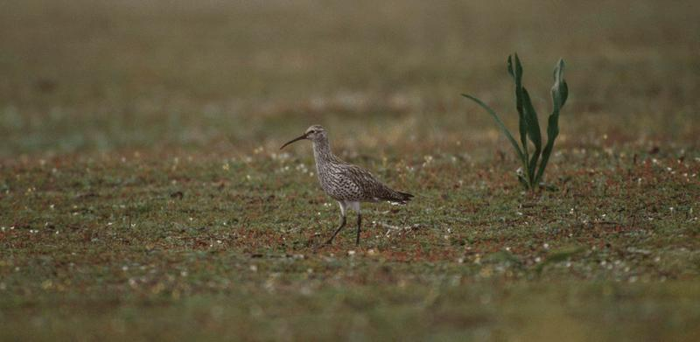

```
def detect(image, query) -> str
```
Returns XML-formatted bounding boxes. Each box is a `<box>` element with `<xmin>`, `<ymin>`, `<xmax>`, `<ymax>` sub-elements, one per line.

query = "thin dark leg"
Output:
<box><xmin>355</xmin><ymin>214</ymin><xmax>362</xmax><ymax>246</ymax></box>
<box><xmin>325</xmin><ymin>215</ymin><xmax>346</xmax><ymax>245</ymax></box>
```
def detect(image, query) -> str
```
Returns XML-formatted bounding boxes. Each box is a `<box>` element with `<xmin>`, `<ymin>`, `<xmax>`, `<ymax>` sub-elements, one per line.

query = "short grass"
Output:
<box><xmin>1</xmin><ymin>0</ymin><xmax>700</xmax><ymax>341</ymax></box>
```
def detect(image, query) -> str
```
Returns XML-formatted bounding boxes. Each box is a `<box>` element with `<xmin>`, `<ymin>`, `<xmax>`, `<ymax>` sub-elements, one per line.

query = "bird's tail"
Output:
<box><xmin>388</xmin><ymin>191</ymin><xmax>414</xmax><ymax>204</ymax></box>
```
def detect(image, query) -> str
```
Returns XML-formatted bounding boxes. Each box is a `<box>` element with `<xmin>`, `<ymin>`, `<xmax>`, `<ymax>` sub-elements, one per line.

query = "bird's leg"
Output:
<box><xmin>355</xmin><ymin>213</ymin><xmax>362</xmax><ymax>246</ymax></box>
<box><xmin>325</xmin><ymin>216</ymin><xmax>346</xmax><ymax>245</ymax></box>
<box><xmin>325</xmin><ymin>202</ymin><xmax>347</xmax><ymax>245</ymax></box>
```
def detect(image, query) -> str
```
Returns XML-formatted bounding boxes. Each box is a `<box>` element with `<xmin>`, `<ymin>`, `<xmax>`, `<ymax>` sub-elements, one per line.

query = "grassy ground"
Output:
<box><xmin>1</xmin><ymin>0</ymin><xmax>700</xmax><ymax>341</ymax></box>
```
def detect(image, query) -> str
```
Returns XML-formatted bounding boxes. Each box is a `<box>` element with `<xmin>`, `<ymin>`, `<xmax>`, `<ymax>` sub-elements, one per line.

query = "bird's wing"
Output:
<box><xmin>339</xmin><ymin>164</ymin><xmax>396</xmax><ymax>201</ymax></box>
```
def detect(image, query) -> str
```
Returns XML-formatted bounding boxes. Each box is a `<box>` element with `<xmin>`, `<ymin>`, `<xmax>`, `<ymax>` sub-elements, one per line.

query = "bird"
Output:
<box><xmin>280</xmin><ymin>125</ymin><xmax>413</xmax><ymax>246</ymax></box>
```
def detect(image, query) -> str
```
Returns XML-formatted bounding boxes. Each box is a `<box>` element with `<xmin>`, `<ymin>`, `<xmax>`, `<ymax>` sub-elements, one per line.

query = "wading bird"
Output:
<box><xmin>281</xmin><ymin>125</ymin><xmax>413</xmax><ymax>246</ymax></box>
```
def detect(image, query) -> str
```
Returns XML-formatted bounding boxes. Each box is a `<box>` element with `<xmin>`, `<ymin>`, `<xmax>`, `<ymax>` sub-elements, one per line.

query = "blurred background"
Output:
<box><xmin>1</xmin><ymin>0</ymin><xmax>699</xmax><ymax>158</ymax></box>
<box><xmin>2</xmin><ymin>2</ymin><xmax>700</xmax><ymax>340</ymax></box>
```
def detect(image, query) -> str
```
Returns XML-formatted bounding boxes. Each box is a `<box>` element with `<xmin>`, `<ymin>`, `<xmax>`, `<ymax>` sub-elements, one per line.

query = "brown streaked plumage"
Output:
<box><xmin>281</xmin><ymin>125</ymin><xmax>413</xmax><ymax>245</ymax></box>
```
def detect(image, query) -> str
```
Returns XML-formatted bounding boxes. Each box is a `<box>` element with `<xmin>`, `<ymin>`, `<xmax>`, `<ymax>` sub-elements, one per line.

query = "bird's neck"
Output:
<box><xmin>312</xmin><ymin>137</ymin><xmax>336</xmax><ymax>165</ymax></box>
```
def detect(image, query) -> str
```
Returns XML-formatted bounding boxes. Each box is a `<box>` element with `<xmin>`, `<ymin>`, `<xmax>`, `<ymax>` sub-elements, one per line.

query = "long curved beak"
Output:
<box><xmin>280</xmin><ymin>133</ymin><xmax>308</xmax><ymax>150</ymax></box>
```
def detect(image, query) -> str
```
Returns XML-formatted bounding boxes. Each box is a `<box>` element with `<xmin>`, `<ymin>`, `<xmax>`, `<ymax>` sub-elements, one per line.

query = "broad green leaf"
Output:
<box><xmin>536</xmin><ymin>112</ymin><xmax>560</xmax><ymax>185</ymax></box>
<box><xmin>535</xmin><ymin>59</ymin><xmax>568</xmax><ymax>184</ymax></box>
<box><xmin>507</xmin><ymin>55</ymin><xmax>514</xmax><ymax>78</ymax></box>
<box><xmin>461</xmin><ymin>94</ymin><xmax>527</xmax><ymax>167</ymax></box>
<box><xmin>522</xmin><ymin>88</ymin><xmax>542</xmax><ymax>183</ymax></box>
<box><xmin>509</xmin><ymin>54</ymin><xmax>529</xmax><ymax>165</ymax></box>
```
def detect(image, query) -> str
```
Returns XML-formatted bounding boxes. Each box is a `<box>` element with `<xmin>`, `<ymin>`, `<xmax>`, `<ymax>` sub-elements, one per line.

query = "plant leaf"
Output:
<box><xmin>535</xmin><ymin>59</ymin><xmax>568</xmax><ymax>184</ymax></box>
<box><xmin>507</xmin><ymin>55</ymin><xmax>514</xmax><ymax>78</ymax></box>
<box><xmin>522</xmin><ymin>88</ymin><xmax>542</xmax><ymax>183</ymax></box>
<box><xmin>461</xmin><ymin>94</ymin><xmax>527</xmax><ymax>166</ymax></box>
<box><xmin>509</xmin><ymin>54</ymin><xmax>529</xmax><ymax>167</ymax></box>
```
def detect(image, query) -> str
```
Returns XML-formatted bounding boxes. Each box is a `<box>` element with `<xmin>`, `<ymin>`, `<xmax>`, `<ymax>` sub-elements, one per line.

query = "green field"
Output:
<box><xmin>1</xmin><ymin>0</ymin><xmax>699</xmax><ymax>340</ymax></box>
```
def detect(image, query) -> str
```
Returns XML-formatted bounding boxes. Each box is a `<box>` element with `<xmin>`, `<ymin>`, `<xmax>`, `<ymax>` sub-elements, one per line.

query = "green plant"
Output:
<box><xmin>462</xmin><ymin>54</ymin><xmax>569</xmax><ymax>190</ymax></box>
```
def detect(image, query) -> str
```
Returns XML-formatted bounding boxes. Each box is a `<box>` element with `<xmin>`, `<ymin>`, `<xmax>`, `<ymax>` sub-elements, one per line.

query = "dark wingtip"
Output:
<box><xmin>394</xmin><ymin>191</ymin><xmax>414</xmax><ymax>204</ymax></box>
<box><xmin>383</xmin><ymin>190</ymin><xmax>413</xmax><ymax>205</ymax></box>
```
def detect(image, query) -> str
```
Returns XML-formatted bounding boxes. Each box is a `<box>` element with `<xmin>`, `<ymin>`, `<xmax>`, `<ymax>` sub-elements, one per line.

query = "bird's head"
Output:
<box><xmin>280</xmin><ymin>125</ymin><xmax>326</xmax><ymax>149</ymax></box>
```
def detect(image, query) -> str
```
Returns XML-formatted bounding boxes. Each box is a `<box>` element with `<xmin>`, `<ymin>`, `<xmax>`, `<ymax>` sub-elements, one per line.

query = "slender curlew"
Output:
<box><xmin>281</xmin><ymin>125</ymin><xmax>413</xmax><ymax>246</ymax></box>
